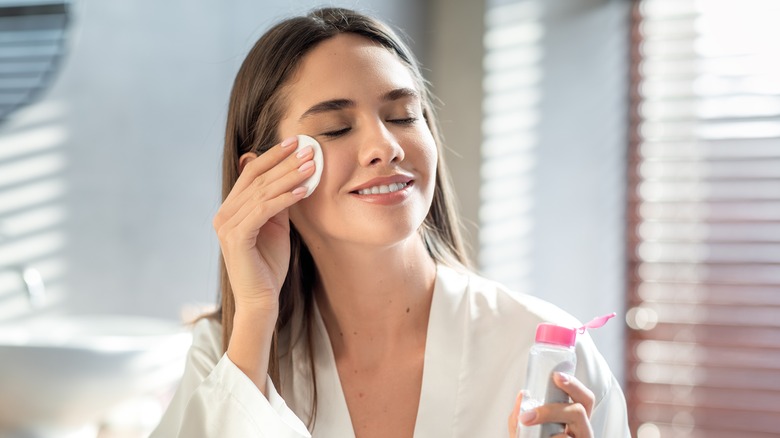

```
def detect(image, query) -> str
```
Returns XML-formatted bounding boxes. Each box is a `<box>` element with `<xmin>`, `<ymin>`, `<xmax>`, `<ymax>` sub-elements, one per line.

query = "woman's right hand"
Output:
<box><xmin>508</xmin><ymin>373</ymin><xmax>595</xmax><ymax>438</ymax></box>
<box><xmin>212</xmin><ymin>136</ymin><xmax>316</xmax><ymax>314</ymax></box>
<box><xmin>214</xmin><ymin>136</ymin><xmax>316</xmax><ymax>394</ymax></box>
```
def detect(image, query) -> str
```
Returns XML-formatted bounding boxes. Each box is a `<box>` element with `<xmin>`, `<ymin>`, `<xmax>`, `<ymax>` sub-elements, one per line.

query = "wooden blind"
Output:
<box><xmin>627</xmin><ymin>1</ymin><xmax>780</xmax><ymax>437</ymax></box>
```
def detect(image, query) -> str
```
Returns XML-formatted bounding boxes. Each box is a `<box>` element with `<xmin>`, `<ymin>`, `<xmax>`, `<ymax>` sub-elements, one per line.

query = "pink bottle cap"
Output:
<box><xmin>535</xmin><ymin>313</ymin><xmax>617</xmax><ymax>348</ymax></box>
<box><xmin>535</xmin><ymin>323</ymin><xmax>577</xmax><ymax>347</ymax></box>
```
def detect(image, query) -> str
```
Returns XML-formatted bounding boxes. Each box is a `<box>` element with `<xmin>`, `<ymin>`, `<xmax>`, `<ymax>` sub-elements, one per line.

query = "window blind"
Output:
<box><xmin>627</xmin><ymin>1</ymin><xmax>780</xmax><ymax>437</ymax></box>
<box><xmin>0</xmin><ymin>1</ymin><xmax>69</xmax><ymax>122</ymax></box>
<box><xmin>480</xmin><ymin>0</ymin><xmax>542</xmax><ymax>293</ymax></box>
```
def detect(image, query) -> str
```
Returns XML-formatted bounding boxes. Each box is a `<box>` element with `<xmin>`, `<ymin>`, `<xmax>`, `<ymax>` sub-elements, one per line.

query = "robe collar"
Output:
<box><xmin>300</xmin><ymin>264</ymin><xmax>470</xmax><ymax>437</ymax></box>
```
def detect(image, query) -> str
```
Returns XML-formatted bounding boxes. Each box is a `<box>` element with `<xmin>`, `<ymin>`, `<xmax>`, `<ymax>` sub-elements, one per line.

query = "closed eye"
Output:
<box><xmin>320</xmin><ymin>117</ymin><xmax>417</xmax><ymax>138</ymax></box>
<box><xmin>321</xmin><ymin>127</ymin><xmax>351</xmax><ymax>137</ymax></box>
<box><xmin>389</xmin><ymin>117</ymin><xmax>417</xmax><ymax>125</ymax></box>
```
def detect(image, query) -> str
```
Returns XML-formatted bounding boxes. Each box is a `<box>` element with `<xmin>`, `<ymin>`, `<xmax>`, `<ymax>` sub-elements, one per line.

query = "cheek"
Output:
<box><xmin>317</xmin><ymin>146</ymin><xmax>352</xmax><ymax>191</ymax></box>
<box><xmin>288</xmin><ymin>148</ymin><xmax>348</xmax><ymax>219</ymax></box>
<box><xmin>425</xmin><ymin>142</ymin><xmax>438</xmax><ymax>172</ymax></box>
<box><xmin>412</xmin><ymin>132</ymin><xmax>438</xmax><ymax>178</ymax></box>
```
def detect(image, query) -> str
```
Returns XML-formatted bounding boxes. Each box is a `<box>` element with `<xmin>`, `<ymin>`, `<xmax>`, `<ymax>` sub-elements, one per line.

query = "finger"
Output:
<box><xmin>217</xmin><ymin>182</ymin><xmax>308</xmax><ymax>250</ymax></box>
<box><xmin>228</xmin><ymin>136</ymin><xmax>299</xmax><ymax>202</ymax></box>
<box><xmin>557</xmin><ymin>425</ymin><xmax>588</xmax><ymax>438</ymax></box>
<box><xmin>236</xmin><ymin>185</ymin><xmax>307</xmax><ymax>233</ymax></box>
<box><xmin>216</xmin><ymin>153</ymin><xmax>314</xmax><ymax>239</ymax></box>
<box><xmin>508</xmin><ymin>390</ymin><xmax>523</xmax><ymax>436</ymax></box>
<box><xmin>554</xmin><ymin>373</ymin><xmax>595</xmax><ymax>417</ymax></box>
<box><xmin>227</xmin><ymin>140</ymin><xmax>313</xmax><ymax>208</ymax></box>
<box><xmin>224</xmin><ymin>152</ymin><xmax>314</xmax><ymax>217</ymax></box>
<box><xmin>561</xmin><ymin>411</ymin><xmax>594</xmax><ymax>438</ymax></box>
<box><xmin>216</xmin><ymin>153</ymin><xmax>316</xmax><ymax>230</ymax></box>
<box><xmin>528</xmin><ymin>402</ymin><xmax>592</xmax><ymax>438</ymax></box>
<box><xmin>243</xmin><ymin>144</ymin><xmax>315</xmax><ymax>200</ymax></box>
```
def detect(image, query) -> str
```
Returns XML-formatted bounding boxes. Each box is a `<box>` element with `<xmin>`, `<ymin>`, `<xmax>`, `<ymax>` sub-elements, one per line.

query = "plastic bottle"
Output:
<box><xmin>517</xmin><ymin>323</ymin><xmax>577</xmax><ymax>438</ymax></box>
<box><xmin>517</xmin><ymin>313</ymin><xmax>615</xmax><ymax>438</ymax></box>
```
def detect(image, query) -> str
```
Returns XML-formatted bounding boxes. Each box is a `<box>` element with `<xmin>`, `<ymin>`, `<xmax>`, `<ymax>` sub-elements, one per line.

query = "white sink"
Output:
<box><xmin>0</xmin><ymin>314</ymin><xmax>192</xmax><ymax>437</ymax></box>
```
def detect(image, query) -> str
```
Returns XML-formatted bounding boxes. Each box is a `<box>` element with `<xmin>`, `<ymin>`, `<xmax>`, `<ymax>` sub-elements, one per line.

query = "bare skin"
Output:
<box><xmin>279</xmin><ymin>34</ymin><xmax>437</xmax><ymax>437</ymax></box>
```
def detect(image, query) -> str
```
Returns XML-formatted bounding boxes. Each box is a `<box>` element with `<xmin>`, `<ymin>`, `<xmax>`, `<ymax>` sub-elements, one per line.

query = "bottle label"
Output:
<box><xmin>539</xmin><ymin>363</ymin><xmax>575</xmax><ymax>436</ymax></box>
<box><xmin>518</xmin><ymin>360</ymin><xmax>575</xmax><ymax>438</ymax></box>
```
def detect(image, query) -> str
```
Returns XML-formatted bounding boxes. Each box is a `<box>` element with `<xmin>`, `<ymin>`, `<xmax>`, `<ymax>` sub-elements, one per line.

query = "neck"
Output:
<box><xmin>310</xmin><ymin>236</ymin><xmax>437</xmax><ymax>365</ymax></box>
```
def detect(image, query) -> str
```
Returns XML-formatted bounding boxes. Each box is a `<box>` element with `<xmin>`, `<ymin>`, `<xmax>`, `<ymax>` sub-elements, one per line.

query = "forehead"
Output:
<box><xmin>282</xmin><ymin>33</ymin><xmax>419</xmax><ymax>114</ymax></box>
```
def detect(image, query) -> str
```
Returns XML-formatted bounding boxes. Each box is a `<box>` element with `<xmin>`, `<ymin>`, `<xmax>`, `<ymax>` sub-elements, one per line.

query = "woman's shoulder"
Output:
<box><xmin>438</xmin><ymin>263</ymin><xmax>582</xmax><ymax>329</ymax></box>
<box><xmin>438</xmin><ymin>264</ymin><xmax>621</xmax><ymax>407</ymax></box>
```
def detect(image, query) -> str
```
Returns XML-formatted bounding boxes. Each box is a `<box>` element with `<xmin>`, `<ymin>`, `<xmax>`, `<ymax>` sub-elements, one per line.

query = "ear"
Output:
<box><xmin>238</xmin><ymin>151</ymin><xmax>259</xmax><ymax>175</ymax></box>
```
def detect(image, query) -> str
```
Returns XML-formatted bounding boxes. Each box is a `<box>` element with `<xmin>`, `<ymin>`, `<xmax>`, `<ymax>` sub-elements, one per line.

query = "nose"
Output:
<box><xmin>357</xmin><ymin>119</ymin><xmax>405</xmax><ymax>167</ymax></box>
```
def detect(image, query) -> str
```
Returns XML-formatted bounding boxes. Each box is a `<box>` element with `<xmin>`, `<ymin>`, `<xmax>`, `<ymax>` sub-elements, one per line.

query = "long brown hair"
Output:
<box><xmin>212</xmin><ymin>7</ymin><xmax>470</xmax><ymax>428</ymax></box>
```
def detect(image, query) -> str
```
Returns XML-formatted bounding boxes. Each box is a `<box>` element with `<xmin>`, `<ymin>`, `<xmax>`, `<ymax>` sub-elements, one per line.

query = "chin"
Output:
<box><xmin>362</xmin><ymin>224</ymin><xmax>420</xmax><ymax>245</ymax></box>
<box><xmin>338</xmin><ymin>215</ymin><xmax>425</xmax><ymax>248</ymax></box>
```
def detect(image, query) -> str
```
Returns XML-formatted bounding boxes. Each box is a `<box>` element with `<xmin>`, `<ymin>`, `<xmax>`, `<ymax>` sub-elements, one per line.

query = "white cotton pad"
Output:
<box><xmin>296</xmin><ymin>134</ymin><xmax>323</xmax><ymax>198</ymax></box>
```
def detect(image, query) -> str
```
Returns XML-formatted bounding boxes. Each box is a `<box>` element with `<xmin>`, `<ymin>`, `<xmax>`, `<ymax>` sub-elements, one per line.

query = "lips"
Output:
<box><xmin>357</xmin><ymin>181</ymin><xmax>408</xmax><ymax>195</ymax></box>
<box><xmin>349</xmin><ymin>175</ymin><xmax>414</xmax><ymax>194</ymax></box>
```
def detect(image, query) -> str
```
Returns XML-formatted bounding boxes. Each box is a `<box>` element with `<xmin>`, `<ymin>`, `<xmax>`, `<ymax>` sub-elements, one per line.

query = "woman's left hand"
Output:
<box><xmin>508</xmin><ymin>372</ymin><xmax>595</xmax><ymax>437</ymax></box>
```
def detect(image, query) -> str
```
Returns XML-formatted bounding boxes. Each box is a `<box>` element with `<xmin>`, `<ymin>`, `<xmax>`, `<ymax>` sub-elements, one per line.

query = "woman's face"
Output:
<box><xmin>278</xmin><ymin>33</ymin><xmax>437</xmax><ymax>251</ymax></box>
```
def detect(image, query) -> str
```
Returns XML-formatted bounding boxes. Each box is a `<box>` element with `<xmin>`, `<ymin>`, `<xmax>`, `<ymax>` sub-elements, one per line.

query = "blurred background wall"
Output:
<box><xmin>0</xmin><ymin>0</ymin><xmax>431</xmax><ymax>321</ymax></box>
<box><xmin>424</xmin><ymin>0</ymin><xmax>630</xmax><ymax>381</ymax></box>
<box><xmin>0</xmin><ymin>0</ymin><xmax>628</xmax><ymax>387</ymax></box>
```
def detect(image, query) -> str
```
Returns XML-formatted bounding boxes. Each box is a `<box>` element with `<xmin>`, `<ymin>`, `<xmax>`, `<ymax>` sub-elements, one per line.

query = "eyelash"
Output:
<box><xmin>391</xmin><ymin>117</ymin><xmax>418</xmax><ymax>125</ymax></box>
<box><xmin>321</xmin><ymin>117</ymin><xmax>418</xmax><ymax>138</ymax></box>
<box><xmin>323</xmin><ymin>127</ymin><xmax>350</xmax><ymax>138</ymax></box>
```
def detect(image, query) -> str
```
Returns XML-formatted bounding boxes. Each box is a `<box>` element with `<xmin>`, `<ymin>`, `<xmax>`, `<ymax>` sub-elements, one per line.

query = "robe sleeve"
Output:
<box><xmin>589</xmin><ymin>374</ymin><xmax>632</xmax><ymax>438</ymax></box>
<box><xmin>574</xmin><ymin>332</ymin><xmax>632</xmax><ymax>438</ymax></box>
<box><xmin>149</xmin><ymin>319</ymin><xmax>311</xmax><ymax>438</ymax></box>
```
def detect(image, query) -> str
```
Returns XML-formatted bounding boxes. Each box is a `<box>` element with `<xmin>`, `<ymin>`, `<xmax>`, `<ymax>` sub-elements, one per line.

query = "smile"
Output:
<box><xmin>356</xmin><ymin>182</ymin><xmax>409</xmax><ymax>195</ymax></box>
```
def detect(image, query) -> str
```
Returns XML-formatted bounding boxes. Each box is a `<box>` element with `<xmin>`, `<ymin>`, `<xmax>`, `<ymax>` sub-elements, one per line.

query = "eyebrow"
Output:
<box><xmin>382</xmin><ymin>87</ymin><xmax>419</xmax><ymax>102</ymax></box>
<box><xmin>298</xmin><ymin>87</ymin><xmax>420</xmax><ymax>121</ymax></box>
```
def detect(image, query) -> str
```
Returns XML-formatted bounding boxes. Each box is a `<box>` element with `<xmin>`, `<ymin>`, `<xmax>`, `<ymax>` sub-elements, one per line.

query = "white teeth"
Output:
<box><xmin>357</xmin><ymin>182</ymin><xmax>408</xmax><ymax>195</ymax></box>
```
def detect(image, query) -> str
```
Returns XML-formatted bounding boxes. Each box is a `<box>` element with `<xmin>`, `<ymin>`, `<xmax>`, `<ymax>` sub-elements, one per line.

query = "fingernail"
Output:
<box><xmin>292</xmin><ymin>186</ymin><xmax>307</xmax><ymax>196</ymax></box>
<box><xmin>556</xmin><ymin>372</ymin><xmax>570</xmax><ymax>384</ymax></box>
<box><xmin>519</xmin><ymin>410</ymin><xmax>537</xmax><ymax>425</ymax></box>
<box><xmin>281</xmin><ymin>137</ymin><xmax>297</xmax><ymax>148</ymax></box>
<box><xmin>298</xmin><ymin>161</ymin><xmax>314</xmax><ymax>172</ymax></box>
<box><xmin>296</xmin><ymin>146</ymin><xmax>313</xmax><ymax>159</ymax></box>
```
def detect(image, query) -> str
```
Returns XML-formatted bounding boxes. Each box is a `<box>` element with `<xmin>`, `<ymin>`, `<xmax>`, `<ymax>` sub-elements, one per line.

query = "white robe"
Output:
<box><xmin>152</xmin><ymin>264</ymin><xmax>630</xmax><ymax>437</ymax></box>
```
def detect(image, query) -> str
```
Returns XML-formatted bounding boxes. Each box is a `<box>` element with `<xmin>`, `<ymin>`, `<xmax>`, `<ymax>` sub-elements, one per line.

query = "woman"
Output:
<box><xmin>153</xmin><ymin>7</ymin><xmax>630</xmax><ymax>437</ymax></box>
